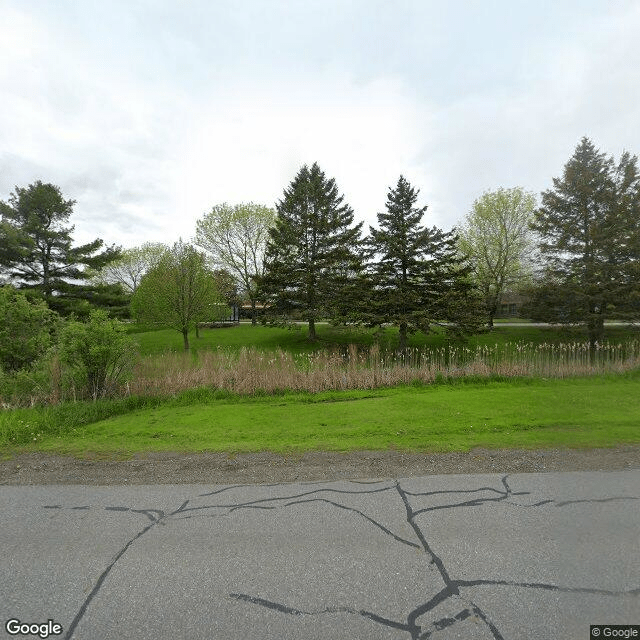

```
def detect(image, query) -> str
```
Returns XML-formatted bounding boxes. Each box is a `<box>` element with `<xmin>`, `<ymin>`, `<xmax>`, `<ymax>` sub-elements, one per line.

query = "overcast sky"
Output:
<box><xmin>1</xmin><ymin>1</ymin><xmax>639</xmax><ymax>249</ymax></box>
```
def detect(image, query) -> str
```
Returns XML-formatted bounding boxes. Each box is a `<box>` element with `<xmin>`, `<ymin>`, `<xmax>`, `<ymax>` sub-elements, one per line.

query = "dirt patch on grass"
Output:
<box><xmin>1</xmin><ymin>445</ymin><xmax>639</xmax><ymax>485</ymax></box>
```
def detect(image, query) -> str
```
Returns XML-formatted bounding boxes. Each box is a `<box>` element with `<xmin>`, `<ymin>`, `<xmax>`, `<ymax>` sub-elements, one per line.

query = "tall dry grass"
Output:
<box><xmin>7</xmin><ymin>340</ymin><xmax>638</xmax><ymax>407</ymax></box>
<box><xmin>129</xmin><ymin>340</ymin><xmax>640</xmax><ymax>397</ymax></box>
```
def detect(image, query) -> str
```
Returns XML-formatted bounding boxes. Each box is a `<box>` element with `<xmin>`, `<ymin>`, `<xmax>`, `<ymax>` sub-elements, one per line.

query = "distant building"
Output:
<box><xmin>496</xmin><ymin>293</ymin><xmax>527</xmax><ymax>318</ymax></box>
<box><xmin>238</xmin><ymin>303</ymin><xmax>267</xmax><ymax>320</ymax></box>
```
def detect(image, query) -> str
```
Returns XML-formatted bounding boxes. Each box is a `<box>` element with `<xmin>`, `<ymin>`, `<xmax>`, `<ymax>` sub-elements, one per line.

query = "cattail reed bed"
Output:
<box><xmin>129</xmin><ymin>340</ymin><xmax>640</xmax><ymax>398</ymax></box>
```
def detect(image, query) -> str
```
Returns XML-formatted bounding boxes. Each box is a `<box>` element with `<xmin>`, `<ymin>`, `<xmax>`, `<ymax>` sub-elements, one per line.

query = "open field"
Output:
<box><xmin>128</xmin><ymin>321</ymin><xmax>640</xmax><ymax>356</ymax></box>
<box><xmin>128</xmin><ymin>338</ymin><xmax>640</xmax><ymax>397</ymax></box>
<box><xmin>2</xmin><ymin>323</ymin><xmax>639</xmax><ymax>457</ymax></box>
<box><xmin>3</xmin><ymin>374</ymin><xmax>639</xmax><ymax>455</ymax></box>
<box><xmin>4</xmin><ymin>325</ymin><xmax>640</xmax><ymax>408</ymax></box>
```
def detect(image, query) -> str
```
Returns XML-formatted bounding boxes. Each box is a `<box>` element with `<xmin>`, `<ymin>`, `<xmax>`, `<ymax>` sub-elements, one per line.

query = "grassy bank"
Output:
<box><xmin>3</xmin><ymin>374</ymin><xmax>639</xmax><ymax>455</ymax></box>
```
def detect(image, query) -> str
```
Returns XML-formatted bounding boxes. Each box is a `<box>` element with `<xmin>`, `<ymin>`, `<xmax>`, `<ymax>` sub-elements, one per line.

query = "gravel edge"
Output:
<box><xmin>1</xmin><ymin>445</ymin><xmax>639</xmax><ymax>485</ymax></box>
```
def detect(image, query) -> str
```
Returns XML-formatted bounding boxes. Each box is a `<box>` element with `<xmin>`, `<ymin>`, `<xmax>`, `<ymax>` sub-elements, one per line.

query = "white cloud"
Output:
<box><xmin>1</xmin><ymin>0</ymin><xmax>639</xmax><ymax>251</ymax></box>
<box><xmin>169</xmin><ymin>72</ymin><xmax>432</xmax><ymax>237</ymax></box>
<box><xmin>415</xmin><ymin>1</ymin><xmax>640</xmax><ymax>225</ymax></box>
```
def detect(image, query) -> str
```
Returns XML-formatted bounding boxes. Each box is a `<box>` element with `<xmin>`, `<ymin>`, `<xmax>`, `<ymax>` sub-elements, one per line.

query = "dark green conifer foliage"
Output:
<box><xmin>0</xmin><ymin>181</ymin><xmax>122</xmax><ymax>316</ymax></box>
<box><xmin>365</xmin><ymin>176</ymin><xmax>482</xmax><ymax>351</ymax></box>
<box><xmin>260</xmin><ymin>163</ymin><xmax>363</xmax><ymax>340</ymax></box>
<box><xmin>529</xmin><ymin>137</ymin><xmax>640</xmax><ymax>348</ymax></box>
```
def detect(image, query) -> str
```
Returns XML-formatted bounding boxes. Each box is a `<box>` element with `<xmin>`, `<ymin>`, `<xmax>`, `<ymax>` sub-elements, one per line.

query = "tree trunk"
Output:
<box><xmin>308</xmin><ymin>318</ymin><xmax>316</xmax><ymax>341</ymax></box>
<box><xmin>486</xmin><ymin>293</ymin><xmax>498</xmax><ymax>329</ymax></box>
<box><xmin>251</xmin><ymin>299</ymin><xmax>257</xmax><ymax>326</ymax></box>
<box><xmin>587</xmin><ymin>311</ymin><xmax>604</xmax><ymax>362</ymax></box>
<box><xmin>42</xmin><ymin>246</ymin><xmax>51</xmax><ymax>300</ymax></box>
<box><xmin>195</xmin><ymin>323</ymin><xmax>200</xmax><ymax>338</ymax></box>
<box><xmin>182</xmin><ymin>327</ymin><xmax>190</xmax><ymax>351</ymax></box>
<box><xmin>398</xmin><ymin>322</ymin><xmax>408</xmax><ymax>357</ymax></box>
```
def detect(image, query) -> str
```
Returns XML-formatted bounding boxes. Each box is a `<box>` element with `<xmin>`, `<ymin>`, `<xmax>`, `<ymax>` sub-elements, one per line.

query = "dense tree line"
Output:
<box><xmin>256</xmin><ymin>164</ymin><xmax>485</xmax><ymax>344</ymax></box>
<box><xmin>2</xmin><ymin>136</ymin><xmax>638</xmax><ymax>357</ymax></box>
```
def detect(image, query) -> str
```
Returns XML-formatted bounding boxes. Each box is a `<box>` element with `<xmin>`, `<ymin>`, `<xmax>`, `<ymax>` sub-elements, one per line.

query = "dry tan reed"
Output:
<box><xmin>127</xmin><ymin>340</ymin><xmax>640</xmax><ymax>398</ymax></box>
<box><xmin>10</xmin><ymin>340</ymin><xmax>637</xmax><ymax>407</ymax></box>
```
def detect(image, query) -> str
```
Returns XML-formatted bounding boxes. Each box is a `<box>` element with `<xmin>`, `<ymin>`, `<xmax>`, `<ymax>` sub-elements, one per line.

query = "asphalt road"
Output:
<box><xmin>1</xmin><ymin>471</ymin><xmax>638</xmax><ymax>640</ymax></box>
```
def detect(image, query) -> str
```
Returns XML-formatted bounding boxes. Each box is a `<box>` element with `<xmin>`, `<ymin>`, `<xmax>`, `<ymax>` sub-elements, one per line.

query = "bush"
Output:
<box><xmin>57</xmin><ymin>310</ymin><xmax>138</xmax><ymax>400</ymax></box>
<box><xmin>0</xmin><ymin>286</ymin><xmax>58</xmax><ymax>372</ymax></box>
<box><xmin>0</xmin><ymin>364</ymin><xmax>54</xmax><ymax>407</ymax></box>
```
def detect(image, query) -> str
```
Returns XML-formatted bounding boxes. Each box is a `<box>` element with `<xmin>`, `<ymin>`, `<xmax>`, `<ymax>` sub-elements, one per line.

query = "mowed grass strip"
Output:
<box><xmin>28</xmin><ymin>375</ymin><xmax>640</xmax><ymax>455</ymax></box>
<box><xmin>130</xmin><ymin>322</ymin><xmax>640</xmax><ymax>356</ymax></box>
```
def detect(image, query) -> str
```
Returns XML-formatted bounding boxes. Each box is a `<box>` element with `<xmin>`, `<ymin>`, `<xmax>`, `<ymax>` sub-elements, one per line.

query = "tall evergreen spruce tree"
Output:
<box><xmin>260</xmin><ymin>163</ymin><xmax>363</xmax><ymax>340</ymax></box>
<box><xmin>0</xmin><ymin>181</ymin><xmax>122</xmax><ymax>316</ymax></box>
<box><xmin>530</xmin><ymin>137</ymin><xmax>640</xmax><ymax>349</ymax></box>
<box><xmin>365</xmin><ymin>176</ymin><xmax>482</xmax><ymax>351</ymax></box>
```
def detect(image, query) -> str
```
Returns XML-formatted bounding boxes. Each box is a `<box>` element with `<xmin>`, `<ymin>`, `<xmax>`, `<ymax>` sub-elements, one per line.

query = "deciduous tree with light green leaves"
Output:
<box><xmin>195</xmin><ymin>203</ymin><xmax>275</xmax><ymax>324</ymax></box>
<box><xmin>130</xmin><ymin>241</ymin><xmax>225</xmax><ymax>350</ymax></box>
<box><xmin>91</xmin><ymin>242</ymin><xmax>167</xmax><ymax>295</ymax></box>
<box><xmin>457</xmin><ymin>187</ymin><xmax>537</xmax><ymax>327</ymax></box>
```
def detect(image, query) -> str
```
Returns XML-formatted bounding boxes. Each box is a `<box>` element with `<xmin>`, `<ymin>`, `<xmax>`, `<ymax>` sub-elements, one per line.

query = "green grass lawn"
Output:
<box><xmin>9</xmin><ymin>374</ymin><xmax>640</xmax><ymax>456</ymax></box>
<box><xmin>2</xmin><ymin>323</ymin><xmax>639</xmax><ymax>458</ymax></box>
<box><xmin>129</xmin><ymin>321</ymin><xmax>640</xmax><ymax>356</ymax></box>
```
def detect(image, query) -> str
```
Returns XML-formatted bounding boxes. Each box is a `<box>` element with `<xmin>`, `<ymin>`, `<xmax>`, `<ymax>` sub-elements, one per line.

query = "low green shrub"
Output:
<box><xmin>0</xmin><ymin>364</ymin><xmax>53</xmax><ymax>406</ymax></box>
<box><xmin>0</xmin><ymin>286</ymin><xmax>58</xmax><ymax>372</ymax></box>
<box><xmin>57</xmin><ymin>310</ymin><xmax>138</xmax><ymax>400</ymax></box>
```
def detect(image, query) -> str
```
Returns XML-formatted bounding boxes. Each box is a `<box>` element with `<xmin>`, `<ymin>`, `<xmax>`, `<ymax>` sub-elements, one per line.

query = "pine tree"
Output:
<box><xmin>260</xmin><ymin>163</ymin><xmax>363</xmax><ymax>340</ymax></box>
<box><xmin>0</xmin><ymin>181</ymin><xmax>122</xmax><ymax>316</ymax></box>
<box><xmin>530</xmin><ymin>138</ymin><xmax>640</xmax><ymax>348</ymax></box>
<box><xmin>365</xmin><ymin>176</ymin><xmax>482</xmax><ymax>351</ymax></box>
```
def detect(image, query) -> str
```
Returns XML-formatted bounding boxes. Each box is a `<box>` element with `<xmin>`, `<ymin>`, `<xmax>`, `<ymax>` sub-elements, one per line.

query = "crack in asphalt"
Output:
<box><xmin>61</xmin><ymin>499</ymin><xmax>189</xmax><ymax>640</ymax></box>
<box><xmin>220</xmin><ymin>475</ymin><xmax>638</xmax><ymax>639</ymax></box>
<box><xmin>454</xmin><ymin>578</ymin><xmax>640</xmax><ymax>596</ymax></box>
<box><xmin>229</xmin><ymin>592</ymin><xmax>414</xmax><ymax>632</ymax></box>
<box><xmin>396</xmin><ymin>479</ymin><xmax>504</xmax><ymax>639</ymax></box>
<box><xmin>229</xmin><ymin>592</ymin><xmax>479</xmax><ymax>639</ymax></box>
<box><xmin>278</xmin><ymin>496</ymin><xmax>421</xmax><ymax>549</ymax></box>
<box><xmin>42</xmin><ymin>475</ymin><xmax>640</xmax><ymax>639</ymax></box>
<box><xmin>180</xmin><ymin>484</ymin><xmax>398</xmax><ymax>513</ymax></box>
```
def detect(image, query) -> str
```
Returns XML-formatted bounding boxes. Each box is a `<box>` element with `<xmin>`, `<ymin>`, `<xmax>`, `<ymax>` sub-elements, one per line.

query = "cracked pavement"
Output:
<box><xmin>1</xmin><ymin>471</ymin><xmax>638</xmax><ymax>639</ymax></box>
